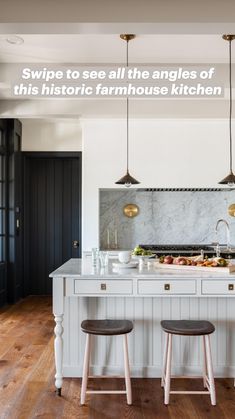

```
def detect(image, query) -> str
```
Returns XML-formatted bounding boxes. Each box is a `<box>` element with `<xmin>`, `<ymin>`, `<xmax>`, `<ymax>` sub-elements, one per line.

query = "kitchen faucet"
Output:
<box><xmin>215</xmin><ymin>219</ymin><xmax>231</xmax><ymax>252</ymax></box>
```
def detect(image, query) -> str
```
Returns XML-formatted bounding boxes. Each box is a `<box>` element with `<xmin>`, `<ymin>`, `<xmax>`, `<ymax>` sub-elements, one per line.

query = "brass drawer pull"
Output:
<box><xmin>228</xmin><ymin>284</ymin><xmax>234</xmax><ymax>291</ymax></box>
<box><xmin>164</xmin><ymin>284</ymin><xmax>170</xmax><ymax>291</ymax></box>
<box><xmin>101</xmin><ymin>283</ymin><xmax>106</xmax><ymax>291</ymax></box>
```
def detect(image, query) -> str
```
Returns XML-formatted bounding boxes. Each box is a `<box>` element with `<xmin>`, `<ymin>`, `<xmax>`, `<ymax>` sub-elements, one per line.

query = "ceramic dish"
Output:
<box><xmin>112</xmin><ymin>261</ymin><xmax>139</xmax><ymax>269</ymax></box>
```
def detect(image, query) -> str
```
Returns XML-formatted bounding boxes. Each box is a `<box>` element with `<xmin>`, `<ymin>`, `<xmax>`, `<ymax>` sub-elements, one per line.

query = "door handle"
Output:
<box><xmin>72</xmin><ymin>240</ymin><xmax>79</xmax><ymax>248</ymax></box>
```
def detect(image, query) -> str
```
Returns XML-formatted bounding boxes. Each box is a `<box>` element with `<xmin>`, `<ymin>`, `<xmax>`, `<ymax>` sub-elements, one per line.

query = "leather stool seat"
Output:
<box><xmin>161</xmin><ymin>320</ymin><xmax>215</xmax><ymax>336</ymax></box>
<box><xmin>81</xmin><ymin>319</ymin><xmax>133</xmax><ymax>336</ymax></box>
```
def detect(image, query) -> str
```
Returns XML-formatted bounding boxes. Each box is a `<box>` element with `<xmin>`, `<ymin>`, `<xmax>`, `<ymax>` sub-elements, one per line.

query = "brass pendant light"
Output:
<box><xmin>219</xmin><ymin>34</ymin><xmax>235</xmax><ymax>186</ymax></box>
<box><xmin>115</xmin><ymin>34</ymin><xmax>140</xmax><ymax>187</ymax></box>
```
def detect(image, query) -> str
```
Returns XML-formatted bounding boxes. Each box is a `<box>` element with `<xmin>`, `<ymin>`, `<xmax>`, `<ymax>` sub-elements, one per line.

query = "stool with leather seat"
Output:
<box><xmin>80</xmin><ymin>319</ymin><xmax>133</xmax><ymax>405</ymax></box>
<box><xmin>161</xmin><ymin>319</ymin><xmax>216</xmax><ymax>406</ymax></box>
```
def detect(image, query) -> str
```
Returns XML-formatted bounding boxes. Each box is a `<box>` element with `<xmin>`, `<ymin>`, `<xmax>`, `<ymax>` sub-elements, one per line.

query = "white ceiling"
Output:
<box><xmin>0</xmin><ymin>97</ymin><xmax>233</xmax><ymax>119</ymax></box>
<box><xmin>0</xmin><ymin>0</ymin><xmax>234</xmax><ymax>27</ymax></box>
<box><xmin>0</xmin><ymin>34</ymin><xmax>234</xmax><ymax>64</ymax></box>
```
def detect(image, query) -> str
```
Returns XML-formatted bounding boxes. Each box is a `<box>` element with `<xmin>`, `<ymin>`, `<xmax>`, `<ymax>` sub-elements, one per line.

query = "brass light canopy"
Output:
<box><xmin>228</xmin><ymin>203</ymin><xmax>235</xmax><ymax>217</ymax></box>
<box><xmin>120</xmin><ymin>34</ymin><xmax>135</xmax><ymax>42</ymax></box>
<box><xmin>115</xmin><ymin>34</ymin><xmax>140</xmax><ymax>187</ymax></box>
<box><xmin>219</xmin><ymin>34</ymin><xmax>235</xmax><ymax>186</ymax></box>
<box><xmin>123</xmin><ymin>203</ymin><xmax>139</xmax><ymax>218</ymax></box>
<box><xmin>222</xmin><ymin>35</ymin><xmax>235</xmax><ymax>41</ymax></box>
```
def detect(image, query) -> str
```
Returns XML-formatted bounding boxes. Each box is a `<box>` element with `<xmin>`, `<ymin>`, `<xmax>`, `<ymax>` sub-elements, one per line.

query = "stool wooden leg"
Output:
<box><xmin>202</xmin><ymin>336</ymin><xmax>208</xmax><ymax>388</ymax></box>
<box><xmin>123</xmin><ymin>334</ymin><xmax>132</xmax><ymax>405</ymax></box>
<box><xmin>81</xmin><ymin>334</ymin><xmax>91</xmax><ymax>405</ymax></box>
<box><xmin>205</xmin><ymin>335</ymin><xmax>216</xmax><ymax>406</ymax></box>
<box><xmin>164</xmin><ymin>333</ymin><xmax>172</xmax><ymax>405</ymax></box>
<box><xmin>161</xmin><ymin>332</ymin><xmax>169</xmax><ymax>388</ymax></box>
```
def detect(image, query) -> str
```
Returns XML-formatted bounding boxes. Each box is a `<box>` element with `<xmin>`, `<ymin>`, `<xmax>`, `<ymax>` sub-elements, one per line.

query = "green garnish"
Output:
<box><xmin>132</xmin><ymin>246</ymin><xmax>153</xmax><ymax>256</ymax></box>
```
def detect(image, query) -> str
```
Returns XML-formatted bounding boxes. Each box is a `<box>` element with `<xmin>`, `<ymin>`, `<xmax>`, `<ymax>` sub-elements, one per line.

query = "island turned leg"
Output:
<box><xmin>54</xmin><ymin>314</ymin><xmax>64</xmax><ymax>396</ymax></box>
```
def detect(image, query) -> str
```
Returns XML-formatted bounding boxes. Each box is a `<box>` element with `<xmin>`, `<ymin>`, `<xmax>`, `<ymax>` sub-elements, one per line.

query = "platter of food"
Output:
<box><xmin>155</xmin><ymin>255</ymin><xmax>235</xmax><ymax>273</ymax></box>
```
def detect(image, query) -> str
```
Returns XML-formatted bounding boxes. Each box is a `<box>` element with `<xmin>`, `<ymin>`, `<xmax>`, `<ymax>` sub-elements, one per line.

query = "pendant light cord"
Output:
<box><xmin>229</xmin><ymin>38</ymin><xmax>233</xmax><ymax>173</ymax></box>
<box><xmin>126</xmin><ymin>37</ymin><xmax>129</xmax><ymax>67</ymax></box>
<box><xmin>115</xmin><ymin>34</ymin><xmax>139</xmax><ymax>185</ymax></box>
<box><xmin>127</xmin><ymin>97</ymin><xmax>129</xmax><ymax>172</ymax></box>
<box><xmin>126</xmin><ymin>39</ymin><xmax>129</xmax><ymax>173</ymax></box>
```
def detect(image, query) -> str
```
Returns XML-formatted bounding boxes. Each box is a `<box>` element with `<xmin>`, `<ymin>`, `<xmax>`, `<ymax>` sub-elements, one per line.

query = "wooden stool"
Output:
<box><xmin>80</xmin><ymin>319</ymin><xmax>133</xmax><ymax>405</ymax></box>
<box><xmin>161</xmin><ymin>320</ymin><xmax>216</xmax><ymax>406</ymax></box>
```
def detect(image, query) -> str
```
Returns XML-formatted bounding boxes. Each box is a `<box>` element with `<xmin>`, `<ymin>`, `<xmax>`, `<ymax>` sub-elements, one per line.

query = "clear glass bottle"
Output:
<box><xmin>91</xmin><ymin>248</ymin><xmax>99</xmax><ymax>267</ymax></box>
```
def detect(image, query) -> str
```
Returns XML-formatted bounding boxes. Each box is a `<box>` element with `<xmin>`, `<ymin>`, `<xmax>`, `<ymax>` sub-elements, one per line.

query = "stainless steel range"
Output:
<box><xmin>139</xmin><ymin>244</ymin><xmax>235</xmax><ymax>258</ymax></box>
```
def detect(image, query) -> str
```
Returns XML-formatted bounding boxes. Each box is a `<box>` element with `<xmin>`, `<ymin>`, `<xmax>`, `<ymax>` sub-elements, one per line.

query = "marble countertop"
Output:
<box><xmin>49</xmin><ymin>258</ymin><xmax>235</xmax><ymax>279</ymax></box>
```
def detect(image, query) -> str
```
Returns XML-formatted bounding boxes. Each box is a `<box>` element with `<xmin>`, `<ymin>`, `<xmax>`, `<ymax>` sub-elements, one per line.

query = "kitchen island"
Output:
<box><xmin>50</xmin><ymin>258</ymin><xmax>235</xmax><ymax>395</ymax></box>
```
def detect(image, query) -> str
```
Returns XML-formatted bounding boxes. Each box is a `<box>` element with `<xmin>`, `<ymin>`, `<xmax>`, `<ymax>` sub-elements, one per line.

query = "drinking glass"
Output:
<box><xmin>91</xmin><ymin>248</ymin><xmax>99</xmax><ymax>267</ymax></box>
<box><xmin>99</xmin><ymin>251</ymin><xmax>109</xmax><ymax>268</ymax></box>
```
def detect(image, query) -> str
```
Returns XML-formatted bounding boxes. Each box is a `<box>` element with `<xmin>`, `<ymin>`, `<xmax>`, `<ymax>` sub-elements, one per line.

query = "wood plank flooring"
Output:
<box><xmin>0</xmin><ymin>296</ymin><xmax>235</xmax><ymax>419</ymax></box>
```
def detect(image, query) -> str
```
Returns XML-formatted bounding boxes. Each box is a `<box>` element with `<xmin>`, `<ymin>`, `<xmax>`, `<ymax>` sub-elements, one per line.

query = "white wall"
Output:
<box><xmin>22</xmin><ymin>119</ymin><xmax>82</xmax><ymax>151</ymax></box>
<box><xmin>82</xmin><ymin>118</ymin><xmax>235</xmax><ymax>250</ymax></box>
<box><xmin>20</xmin><ymin>117</ymin><xmax>235</xmax><ymax>251</ymax></box>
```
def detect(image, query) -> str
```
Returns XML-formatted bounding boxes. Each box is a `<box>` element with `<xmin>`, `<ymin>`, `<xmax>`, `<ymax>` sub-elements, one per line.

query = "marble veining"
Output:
<box><xmin>99</xmin><ymin>190</ymin><xmax>235</xmax><ymax>249</ymax></box>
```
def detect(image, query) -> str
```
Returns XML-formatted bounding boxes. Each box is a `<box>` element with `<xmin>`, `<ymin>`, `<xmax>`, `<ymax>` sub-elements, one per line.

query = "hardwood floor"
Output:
<box><xmin>0</xmin><ymin>297</ymin><xmax>235</xmax><ymax>419</ymax></box>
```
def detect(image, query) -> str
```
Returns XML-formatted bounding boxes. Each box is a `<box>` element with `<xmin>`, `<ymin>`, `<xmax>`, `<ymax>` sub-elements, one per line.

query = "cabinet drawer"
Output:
<box><xmin>74</xmin><ymin>279</ymin><xmax>133</xmax><ymax>295</ymax></box>
<box><xmin>138</xmin><ymin>280</ymin><xmax>196</xmax><ymax>295</ymax></box>
<box><xmin>202</xmin><ymin>280</ymin><xmax>235</xmax><ymax>295</ymax></box>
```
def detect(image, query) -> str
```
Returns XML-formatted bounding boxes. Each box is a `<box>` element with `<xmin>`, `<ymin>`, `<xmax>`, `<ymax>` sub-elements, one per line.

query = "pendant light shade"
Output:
<box><xmin>219</xmin><ymin>34</ymin><xmax>235</xmax><ymax>186</ymax></box>
<box><xmin>115</xmin><ymin>171</ymin><xmax>140</xmax><ymax>187</ymax></box>
<box><xmin>218</xmin><ymin>171</ymin><xmax>235</xmax><ymax>185</ymax></box>
<box><xmin>115</xmin><ymin>34</ymin><xmax>140</xmax><ymax>187</ymax></box>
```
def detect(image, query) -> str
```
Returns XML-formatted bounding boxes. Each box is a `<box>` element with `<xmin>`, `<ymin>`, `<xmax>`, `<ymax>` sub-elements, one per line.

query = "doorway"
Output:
<box><xmin>23</xmin><ymin>152</ymin><xmax>82</xmax><ymax>295</ymax></box>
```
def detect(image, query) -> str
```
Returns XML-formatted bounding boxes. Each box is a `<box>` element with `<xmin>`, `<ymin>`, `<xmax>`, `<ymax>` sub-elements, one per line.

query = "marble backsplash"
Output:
<box><xmin>99</xmin><ymin>189</ymin><xmax>235</xmax><ymax>250</ymax></box>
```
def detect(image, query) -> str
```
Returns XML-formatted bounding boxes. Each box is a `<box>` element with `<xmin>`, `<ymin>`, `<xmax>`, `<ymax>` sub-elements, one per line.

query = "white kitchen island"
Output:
<box><xmin>50</xmin><ymin>258</ymin><xmax>235</xmax><ymax>395</ymax></box>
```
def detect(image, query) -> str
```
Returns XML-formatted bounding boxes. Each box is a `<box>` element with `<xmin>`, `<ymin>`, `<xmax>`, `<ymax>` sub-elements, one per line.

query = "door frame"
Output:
<box><xmin>22</xmin><ymin>151</ymin><xmax>82</xmax><ymax>296</ymax></box>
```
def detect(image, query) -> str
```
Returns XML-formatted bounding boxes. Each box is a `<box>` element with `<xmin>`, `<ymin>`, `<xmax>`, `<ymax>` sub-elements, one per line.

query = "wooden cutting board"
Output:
<box><xmin>154</xmin><ymin>261</ymin><xmax>235</xmax><ymax>273</ymax></box>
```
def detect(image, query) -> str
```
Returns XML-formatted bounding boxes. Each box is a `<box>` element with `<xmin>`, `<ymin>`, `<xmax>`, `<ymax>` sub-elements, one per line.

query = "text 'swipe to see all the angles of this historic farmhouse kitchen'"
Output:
<box><xmin>10</xmin><ymin>66</ymin><xmax>223</xmax><ymax>98</ymax></box>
